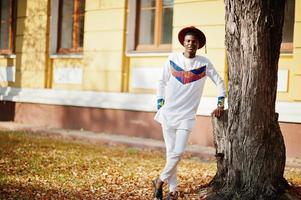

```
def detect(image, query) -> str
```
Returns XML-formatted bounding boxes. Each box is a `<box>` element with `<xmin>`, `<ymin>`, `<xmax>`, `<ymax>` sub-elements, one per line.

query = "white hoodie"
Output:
<box><xmin>154</xmin><ymin>52</ymin><xmax>226</xmax><ymax>130</ymax></box>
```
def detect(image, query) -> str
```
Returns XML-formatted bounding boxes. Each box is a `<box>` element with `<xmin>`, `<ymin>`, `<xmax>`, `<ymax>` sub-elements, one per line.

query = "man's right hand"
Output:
<box><xmin>211</xmin><ymin>106</ymin><xmax>224</xmax><ymax>118</ymax></box>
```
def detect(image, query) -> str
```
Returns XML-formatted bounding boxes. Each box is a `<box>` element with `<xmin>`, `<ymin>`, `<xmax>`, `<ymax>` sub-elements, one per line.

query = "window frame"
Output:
<box><xmin>281</xmin><ymin>43</ymin><xmax>293</xmax><ymax>53</ymax></box>
<box><xmin>127</xmin><ymin>0</ymin><xmax>173</xmax><ymax>53</ymax></box>
<box><xmin>0</xmin><ymin>0</ymin><xmax>16</xmax><ymax>55</ymax></box>
<box><xmin>57</xmin><ymin>0</ymin><xmax>84</xmax><ymax>54</ymax></box>
<box><xmin>280</xmin><ymin>0</ymin><xmax>295</xmax><ymax>54</ymax></box>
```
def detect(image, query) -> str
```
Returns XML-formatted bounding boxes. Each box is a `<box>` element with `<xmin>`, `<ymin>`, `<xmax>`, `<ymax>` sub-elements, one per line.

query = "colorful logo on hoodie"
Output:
<box><xmin>170</xmin><ymin>60</ymin><xmax>206</xmax><ymax>85</ymax></box>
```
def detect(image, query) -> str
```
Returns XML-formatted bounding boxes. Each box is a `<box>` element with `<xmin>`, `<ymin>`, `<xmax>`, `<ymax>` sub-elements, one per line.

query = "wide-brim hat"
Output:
<box><xmin>178</xmin><ymin>26</ymin><xmax>206</xmax><ymax>49</ymax></box>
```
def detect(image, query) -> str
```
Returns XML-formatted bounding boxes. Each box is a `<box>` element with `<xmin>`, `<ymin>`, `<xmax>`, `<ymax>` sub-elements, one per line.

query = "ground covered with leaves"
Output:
<box><xmin>0</xmin><ymin>131</ymin><xmax>300</xmax><ymax>200</ymax></box>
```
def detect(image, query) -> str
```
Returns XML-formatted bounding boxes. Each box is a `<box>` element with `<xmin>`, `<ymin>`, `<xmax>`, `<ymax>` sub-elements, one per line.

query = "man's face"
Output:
<box><xmin>183</xmin><ymin>34</ymin><xmax>199</xmax><ymax>55</ymax></box>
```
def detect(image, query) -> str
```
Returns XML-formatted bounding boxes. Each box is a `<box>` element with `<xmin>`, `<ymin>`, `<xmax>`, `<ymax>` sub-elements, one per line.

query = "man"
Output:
<box><xmin>153</xmin><ymin>26</ymin><xmax>226</xmax><ymax>200</ymax></box>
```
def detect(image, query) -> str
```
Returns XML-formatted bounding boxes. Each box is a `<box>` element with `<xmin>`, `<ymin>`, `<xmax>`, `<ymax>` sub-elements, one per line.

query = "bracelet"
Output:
<box><xmin>217</xmin><ymin>96</ymin><xmax>225</xmax><ymax>108</ymax></box>
<box><xmin>157</xmin><ymin>98</ymin><xmax>165</xmax><ymax>110</ymax></box>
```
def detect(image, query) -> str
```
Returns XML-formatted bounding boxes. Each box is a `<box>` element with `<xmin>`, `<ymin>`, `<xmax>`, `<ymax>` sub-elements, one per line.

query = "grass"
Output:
<box><xmin>0</xmin><ymin>130</ymin><xmax>300</xmax><ymax>200</ymax></box>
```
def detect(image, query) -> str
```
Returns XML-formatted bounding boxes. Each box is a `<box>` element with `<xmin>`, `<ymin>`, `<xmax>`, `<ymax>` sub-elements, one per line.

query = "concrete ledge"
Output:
<box><xmin>1</xmin><ymin>87</ymin><xmax>301</xmax><ymax>122</ymax></box>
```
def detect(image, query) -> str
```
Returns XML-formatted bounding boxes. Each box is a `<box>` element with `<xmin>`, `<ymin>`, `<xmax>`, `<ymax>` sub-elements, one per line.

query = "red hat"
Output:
<box><xmin>178</xmin><ymin>26</ymin><xmax>206</xmax><ymax>49</ymax></box>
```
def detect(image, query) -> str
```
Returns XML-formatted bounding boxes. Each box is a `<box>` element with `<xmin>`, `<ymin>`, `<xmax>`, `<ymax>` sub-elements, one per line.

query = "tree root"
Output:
<box><xmin>198</xmin><ymin>181</ymin><xmax>301</xmax><ymax>200</ymax></box>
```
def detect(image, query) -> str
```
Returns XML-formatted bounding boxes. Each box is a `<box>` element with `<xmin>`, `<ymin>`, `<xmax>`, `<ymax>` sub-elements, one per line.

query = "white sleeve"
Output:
<box><xmin>157</xmin><ymin>59</ymin><xmax>171</xmax><ymax>99</ymax></box>
<box><xmin>206</xmin><ymin>61</ymin><xmax>226</xmax><ymax>98</ymax></box>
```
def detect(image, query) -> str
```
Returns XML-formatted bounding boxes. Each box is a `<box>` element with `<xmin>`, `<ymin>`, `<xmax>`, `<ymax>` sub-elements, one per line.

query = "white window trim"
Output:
<box><xmin>0</xmin><ymin>54</ymin><xmax>16</xmax><ymax>59</ymax></box>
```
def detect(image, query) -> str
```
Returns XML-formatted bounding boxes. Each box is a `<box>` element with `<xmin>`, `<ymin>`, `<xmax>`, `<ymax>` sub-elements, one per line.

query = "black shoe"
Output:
<box><xmin>152</xmin><ymin>179</ymin><xmax>163</xmax><ymax>200</ymax></box>
<box><xmin>166</xmin><ymin>191</ymin><xmax>178</xmax><ymax>200</ymax></box>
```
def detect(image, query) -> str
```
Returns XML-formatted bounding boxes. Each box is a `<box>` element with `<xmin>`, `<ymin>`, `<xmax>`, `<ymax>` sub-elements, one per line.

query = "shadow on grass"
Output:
<box><xmin>0</xmin><ymin>183</ymin><xmax>105</xmax><ymax>199</ymax></box>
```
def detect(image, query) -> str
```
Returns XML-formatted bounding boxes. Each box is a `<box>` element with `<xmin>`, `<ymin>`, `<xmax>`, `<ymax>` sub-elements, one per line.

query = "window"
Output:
<box><xmin>281</xmin><ymin>0</ymin><xmax>295</xmax><ymax>53</ymax></box>
<box><xmin>127</xmin><ymin>0</ymin><xmax>174</xmax><ymax>52</ymax></box>
<box><xmin>57</xmin><ymin>0</ymin><xmax>85</xmax><ymax>54</ymax></box>
<box><xmin>0</xmin><ymin>0</ymin><xmax>16</xmax><ymax>54</ymax></box>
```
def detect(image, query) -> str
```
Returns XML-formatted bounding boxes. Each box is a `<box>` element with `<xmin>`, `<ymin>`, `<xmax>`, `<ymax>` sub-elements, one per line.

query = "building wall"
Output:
<box><xmin>291</xmin><ymin>0</ymin><xmax>301</xmax><ymax>100</ymax></box>
<box><xmin>0</xmin><ymin>0</ymin><xmax>126</xmax><ymax>91</ymax></box>
<box><xmin>82</xmin><ymin>0</ymin><xmax>126</xmax><ymax>92</ymax></box>
<box><xmin>51</xmin><ymin>0</ymin><xmax>126</xmax><ymax>92</ymax></box>
<box><xmin>0</xmin><ymin>0</ymin><xmax>49</xmax><ymax>88</ymax></box>
<box><xmin>277</xmin><ymin>54</ymin><xmax>294</xmax><ymax>101</ymax></box>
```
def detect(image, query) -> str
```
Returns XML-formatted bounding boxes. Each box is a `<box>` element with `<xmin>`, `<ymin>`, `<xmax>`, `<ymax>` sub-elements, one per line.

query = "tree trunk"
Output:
<box><xmin>201</xmin><ymin>0</ymin><xmax>298</xmax><ymax>199</ymax></box>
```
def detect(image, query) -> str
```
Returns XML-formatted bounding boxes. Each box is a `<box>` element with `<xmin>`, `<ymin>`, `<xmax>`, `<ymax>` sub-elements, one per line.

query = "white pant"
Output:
<box><xmin>159</xmin><ymin>128</ymin><xmax>190</xmax><ymax>192</ymax></box>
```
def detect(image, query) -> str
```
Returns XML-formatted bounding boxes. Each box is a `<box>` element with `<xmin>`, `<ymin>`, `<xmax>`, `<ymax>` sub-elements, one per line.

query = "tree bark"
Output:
<box><xmin>201</xmin><ymin>0</ymin><xmax>299</xmax><ymax>199</ymax></box>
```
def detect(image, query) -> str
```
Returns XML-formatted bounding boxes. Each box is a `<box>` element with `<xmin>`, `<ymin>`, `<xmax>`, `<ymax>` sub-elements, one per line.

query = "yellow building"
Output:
<box><xmin>0</xmin><ymin>0</ymin><xmax>300</xmax><ymax>157</ymax></box>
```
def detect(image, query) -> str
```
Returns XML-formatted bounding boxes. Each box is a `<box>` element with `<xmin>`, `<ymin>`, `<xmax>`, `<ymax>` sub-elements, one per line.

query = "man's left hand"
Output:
<box><xmin>211</xmin><ymin>106</ymin><xmax>224</xmax><ymax>118</ymax></box>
